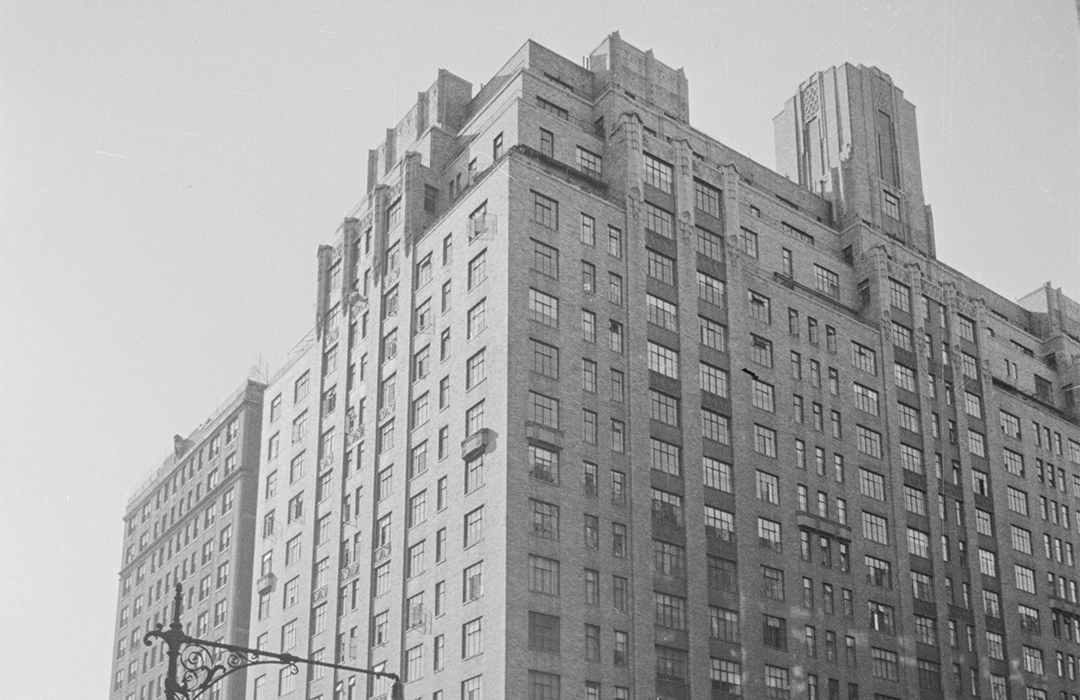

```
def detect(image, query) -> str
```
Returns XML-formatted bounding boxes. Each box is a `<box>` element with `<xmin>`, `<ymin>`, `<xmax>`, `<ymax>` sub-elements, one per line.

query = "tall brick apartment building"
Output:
<box><xmin>110</xmin><ymin>379</ymin><xmax>265</xmax><ymax>700</ymax></box>
<box><xmin>123</xmin><ymin>32</ymin><xmax>1080</xmax><ymax>700</ymax></box>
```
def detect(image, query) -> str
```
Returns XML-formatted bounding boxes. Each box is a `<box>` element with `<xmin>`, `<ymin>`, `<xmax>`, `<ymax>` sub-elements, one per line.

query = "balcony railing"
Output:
<box><xmin>340</xmin><ymin>561</ymin><xmax>361</xmax><ymax>583</ymax></box>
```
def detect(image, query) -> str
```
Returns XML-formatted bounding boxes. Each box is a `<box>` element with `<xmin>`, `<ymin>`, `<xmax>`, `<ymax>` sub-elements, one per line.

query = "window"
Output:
<box><xmin>539</xmin><ymin>128</ymin><xmax>554</xmax><ymax>157</ymax></box>
<box><xmin>608</xmin><ymin>273</ymin><xmax>623</xmax><ymax>305</ymax></box>
<box><xmin>644</xmin><ymin>202</ymin><xmax>674</xmax><ymax>238</ymax></box>
<box><xmin>581</xmin><ymin>359</ymin><xmax>597</xmax><ymax>393</ymax></box>
<box><xmin>814</xmin><ymin>265</ymin><xmax>840</xmax><ymax>299</ymax></box>
<box><xmin>851</xmin><ymin>342</ymin><xmax>877</xmax><ymax>374</ymax></box>
<box><xmin>888</xmin><ymin>278</ymin><xmax>911</xmax><ymax>312</ymax></box>
<box><xmin>857</xmin><ymin>426</ymin><xmax>883</xmax><ymax>458</ymax></box>
<box><xmin>646</xmin><ymin>294</ymin><xmax>678</xmax><ymax>330</ymax></box>
<box><xmin>613</xmin><ymin>579</ymin><xmax>629</xmax><ymax>614</ymax></box>
<box><xmin>712</xmin><ymin>658</ymin><xmax>742</xmax><ymax>696</ymax></box>
<box><xmin>694</xmin><ymin>179</ymin><xmax>722</xmax><ymax>216</ymax></box>
<box><xmin>764</xmin><ymin>665</ymin><xmax>790</xmax><ymax>699</ymax></box>
<box><xmin>291</xmin><ymin>411</ymin><xmax>308</xmax><ymax>444</ymax></box>
<box><xmin>706</xmin><ymin>506</ymin><xmax>735</xmax><ymax>541</ymax></box>
<box><xmin>656</xmin><ymin>645</ymin><xmax>688</xmax><ymax>682</ymax></box>
<box><xmin>903</xmin><ymin>484</ymin><xmax>927</xmax><ymax>515</ymax></box>
<box><xmin>758</xmin><ymin>517</ymin><xmax>782</xmax><ymax>551</ymax></box>
<box><xmin>708</xmin><ymin>556</ymin><xmax>738</xmax><ymax>593</ymax></box>
<box><xmin>609</xmin><ymin>321</ymin><xmax>626</xmax><ymax>356</ymax></box>
<box><xmin>751</xmin><ymin>335</ymin><xmax>773</xmax><ymax>367</ymax></box>
<box><xmin>582</xmin><ymin>410</ymin><xmax>597</xmax><ymax>444</ymax></box>
<box><xmin>649</xmin><ymin>390</ymin><xmax>679</xmax><ymax>426</ymax></box>
<box><xmin>608</xmin><ymin>227</ymin><xmax>622</xmax><ymax>258</ymax></box>
<box><xmin>871</xmin><ymin>648</ymin><xmax>898</xmax><ymax>681</ymax></box>
<box><xmin>462</xmin><ymin>618</ymin><xmax>482</xmax><ymax>658</ymax></box>
<box><xmin>464</xmin><ymin>507</ymin><xmax>484</xmax><ymax>547</ymax></box>
<box><xmin>704</xmin><ymin>457</ymin><xmax>733</xmax><ymax>492</ymax></box>
<box><xmin>294</xmin><ymin>372</ymin><xmax>310</xmax><ymax>402</ymax></box>
<box><xmin>531</xmin><ymin>500</ymin><xmax>559</xmax><ymax>540</ymax></box>
<box><xmin>461</xmin><ymin>676</ymin><xmax>481</xmax><ymax>700</ymax></box>
<box><xmin>647</xmin><ymin>342</ymin><xmax>679</xmax><ymax>378</ymax></box>
<box><xmin>528</xmin><ymin>671</ymin><xmax>560</xmax><ymax>700</ymax></box>
<box><xmin>286</xmin><ymin>492</ymin><xmax>304</xmax><ymax>523</ymax></box>
<box><xmin>741</xmin><ymin>229</ymin><xmax>759</xmax><ymax>258</ymax></box>
<box><xmin>406</xmin><ymin>541</ymin><xmax>426</xmax><ymax>578</ymax></box>
<box><xmin>748</xmin><ymin>290</ymin><xmax>771</xmax><ymax>322</ymax></box>
<box><xmin>757</xmin><ymin>471</ymin><xmax>780</xmax><ymax>504</ymax></box>
<box><xmin>1008</xmin><ymin>486</ymin><xmax>1029</xmax><ymax>516</ymax></box>
<box><xmin>968</xmin><ymin>429</ymin><xmax>986</xmax><ymax>457</ymax></box>
<box><xmin>978</xmin><ymin>548</ymin><xmax>997</xmax><ymax>577</ymax></box>
<box><xmin>698</xmin><ymin>272</ymin><xmax>725</xmax><ymax>305</ymax></box>
<box><xmin>654</xmin><ymin>540</ymin><xmax>686</xmax><ymax>578</ymax></box>
<box><xmin>528</xmin><ymin>612</ymin><xmax>560</xmax><ymax>653</ymax></box>
<box><xmin>532</xmin><ymin>240</ymin><xmax>559</xmax><ymax>277</ymax></box>
<box><xmin>583</xmin><ymin>624</ymin><xmax>600</xmax><ymax>663</ymax></box>
<box><xmin>654</xmin><ymin>591</ymin><xmax>687</xmax><ymax>630</ymax></box>
<box><xmin>576</xmin><ymin>146</ymin><xmax>602</xmax><ymax>177</ymax></box>
<box><xmin>646</xmin><ymin>249</ymin><xmax>675</xmax><ymax>284</ymax></box>
<box><xmin>466</xmin><ymin>299</ymin><xmax>487</xmax><ymax>339</ymax></box>
<box><xmin>866</xmin><ymin>555</ymin><xmax>892</xmax><ymax>589</ymax></box>
<box><xmin>862</xmin><ymin>512</ymin><xmax>889</xmax><ymax>545</ymax></box>
<box><xmin>701</xmin><ymin>317</ymin><xmax>727</xmax><ymax>351</ymax></box>
<box><xmin>986</xmin><ymin>631</ymin><xmax>1005</xmax><ymax>660</ymax></box>
<box><xmin>651</xmin><ymin>488</ymin><xmax>684</xmax><ymax>527</ymax></box>
<box><xmin>529</xmin><ymin>289</ymin><xmax>558</xmax><ymax>327</ymax></box>
<box><xmin>746</xmin><ymin>425</ymin><xmax>774</xmax><ymax>459</ymax></box>
<box><xmin>1000</xmin><ymin>410</ymin><xmax>1021</xmax><ymax>439</ymax></box>
<box><xmin>703</xmin><ymin>410</ymin><xmax>731</xmax><ymax>444</ymax></box>
<box><xmin>1015</xmin><ymin>564</ymin><xmax>1036</xmax><ymax>593</ymax></box>
<box><xmin>581</xmin><ymin>261</ymin><xmax>595</xmax><ymax>293</ymax></box>
<box><xmin>529</xmin><ymin>391</ymin><xmax>560</xmax><ymax>429</ymax></box>
<box><xmin>697</xmin><ymin>226</ymin><xmax>724</xmax><ymax>260</ymax></box>
<box><xmin>964</xmin><ymin>391</ymin><xmax>982</xmax><ymax>417</ymax></box>
<box><xmin>898</xmin><ymin>403</ymin><xmax>921</xmax><ymax>432</ymax></box>
<box><xmin>752</xmin><ymin>378</ymin><xmax>775</xmax><ymax>412</ymax></box>
<box><xmin>763</xmin><ymin>566</ymin><xmax>785</xmax><ymax>600</ymax></box>
<box><xmin>1011</xmin><ymin>525</ymin><xmax>1032</xmax><ymax>554</ymax></box>
<box><xmin>907</xmin><ymin>528</ymin><xmax>930</xmax><ymax>558</ymax></box>
<box><xmin>700</xmin><ymin>363</ymin><xmax>728</xmax><ymax>397</ymax></box>
<box><xmin>612</xmin><ymin>522</ymin><xmax>627</xmax><ymax>556</ymax></box>
<box><xmin>580</xmin><ymin>309</ymin><xmax>596</xmax><ymax>342</ymax></box>
<box><xmin>882</xmin><ymin>190</ymin><xmax>901</xmax><ymax>220</ymax></box>
<box><xmin>532</xmin><ymin>191</ymin><xmax>558</xmax><ymax>229</ymax></box>
<box><xmin>643</xmin><ymin>152</ymin><xmax>674</xmax><ymax>192</ymax></box>
<box><xmin>528</xmin><ymin>555</ymin><xmax>559</xmax><ymax>595</ymax></box>
<box><xmin>911</xmin><ymin>571</ymin><xmax>935</xmax><ymax>602</ymax></box>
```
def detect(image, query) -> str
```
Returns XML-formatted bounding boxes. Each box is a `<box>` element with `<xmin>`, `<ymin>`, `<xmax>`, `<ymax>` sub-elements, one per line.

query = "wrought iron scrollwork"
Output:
<box><xmin>173</xmin><ymin>641</ymin><xmax>297</xmax><ymax>700</ymax></box>
<box><xmin>145</xmin><ymin>582</ymin><xmax>403</xmax><ymax>700</ymax></box>
<box><xmin>144</xmin><ymin>625</ymin><xmax>302</xmax><ymax>700</ymax></box>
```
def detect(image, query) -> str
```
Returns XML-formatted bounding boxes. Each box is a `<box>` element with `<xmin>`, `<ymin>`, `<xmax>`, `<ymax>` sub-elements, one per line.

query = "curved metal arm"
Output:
<box><xmin>144</xmin><ymin>582</ymin><xmax>403</xmax><ymax>700</ymax></box>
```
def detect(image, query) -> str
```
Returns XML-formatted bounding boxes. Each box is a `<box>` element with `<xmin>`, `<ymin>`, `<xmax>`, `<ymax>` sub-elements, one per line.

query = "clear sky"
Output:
<box><xmin>1</xmin><ymin>0</ymin><xmax>1076</xmax><ymax>696</ymax></box>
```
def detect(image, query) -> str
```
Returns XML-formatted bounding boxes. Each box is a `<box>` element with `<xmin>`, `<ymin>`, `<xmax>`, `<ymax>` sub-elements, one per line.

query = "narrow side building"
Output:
<box><xmin>110</xmin><ymin>379</ymin><xmax>265</xmax><ymax>700</ymax></box>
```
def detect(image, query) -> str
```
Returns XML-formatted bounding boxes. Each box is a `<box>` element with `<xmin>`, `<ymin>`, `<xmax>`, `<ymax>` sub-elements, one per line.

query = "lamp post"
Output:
<box><xmin>145</xmin><ymin>582</ymin><xmax>403</xmax><ymax>700</ymax></box>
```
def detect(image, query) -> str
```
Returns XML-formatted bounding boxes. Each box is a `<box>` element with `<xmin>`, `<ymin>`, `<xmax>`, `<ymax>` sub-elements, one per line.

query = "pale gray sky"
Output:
<box><xmin>1</xmin><ymin>0</ymin><xmax>1076</xmax><ymax>696</ymax></box>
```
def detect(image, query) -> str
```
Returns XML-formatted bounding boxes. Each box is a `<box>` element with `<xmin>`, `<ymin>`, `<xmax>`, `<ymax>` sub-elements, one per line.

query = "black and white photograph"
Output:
<box><xmin>1</xmin><ymin>1</ymin><xmax>1077</xmax><ymax>698</ymax></box>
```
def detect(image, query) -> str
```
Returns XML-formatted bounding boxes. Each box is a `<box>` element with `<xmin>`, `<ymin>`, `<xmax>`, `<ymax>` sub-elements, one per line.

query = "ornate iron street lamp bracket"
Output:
<box><xmin>145</xmin><ymin>583</ymin><xmax>402</xmax><ymax>700</ymax></box>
